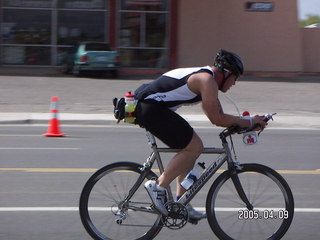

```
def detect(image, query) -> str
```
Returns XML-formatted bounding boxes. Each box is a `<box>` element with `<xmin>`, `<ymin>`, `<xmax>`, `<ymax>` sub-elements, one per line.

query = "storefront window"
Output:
<box><xmin>3</xmin><ymin>0</ymin><xmax>52</xmax><ymax>8</ymax></box>
<box><xmin>119</xmin><ymin>0</ymin><xmax>169</xmax><ymax>68</ymax></box>
<box><xmin>1</xmin><ymin>46</ymin><xmax>51</xmax><ymax>65</ymax></box>
<box><xmin>58</xmin><ymin>11</ymin><xmax>106</xmax><ymax>45</ymax></box>
<box><xmin>119</xmin><ymin>12</ymin><xmax>141</xmax><ymax>47</ymax></box>
<box><xmin>120</xmin><ymin>48</ymin><xmax>167</xmax><ymax>68</ymax></box>
<box><xmin>146</xmin><ymin>13</ymin><xmax>166</xmax><ymax>48</ymax></box>
<box><xmin>0</xmin><ymin>1</ymin><xmax>108</xmax><ymax>66</ymax></box>
<box><xmin>58</xmin><ymin>0</ymin><xmax>105</xmax><ymax>9</ymax></box>
<box><xmin>2</xmin><ymin>9</ymin><xmax>51</xmax><ymax>44</ymax></box>
<box><xmin>0</xmin><ymin>0</ymin><xmax>170</xmax><ymax>68</ymax></box>
<box><xmin>121</xmin><ymin>0</ymin><xmax>167</xmax><ymax>11</ymax></box>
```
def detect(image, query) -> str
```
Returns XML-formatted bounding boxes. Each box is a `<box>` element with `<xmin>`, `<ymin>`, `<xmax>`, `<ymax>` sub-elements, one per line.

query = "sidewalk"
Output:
<box><xmin>0</xmin><ymin>112</ymin><xmax>319</xmax><ymax>129</ymax></box>
<box><xmin>0</xmin><ymin>74</ymin><xmax>319</xmax><ymax>129</ymax></box>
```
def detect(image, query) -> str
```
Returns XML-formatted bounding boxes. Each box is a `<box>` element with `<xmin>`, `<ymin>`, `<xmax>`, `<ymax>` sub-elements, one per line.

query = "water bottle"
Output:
<box><xmin>180</xmin><ymin>162</ymin><xmax>206</xmax><ymax>190</ymax></box>
<box><xmin>242</xmin><ymin>111</ymin><xmax>258</xmax><ymax>145</ymax></box>
<box><xmin>124</xmin><ymin>91</ymin><xmax>136</xmax><ymax>123</ymax></box>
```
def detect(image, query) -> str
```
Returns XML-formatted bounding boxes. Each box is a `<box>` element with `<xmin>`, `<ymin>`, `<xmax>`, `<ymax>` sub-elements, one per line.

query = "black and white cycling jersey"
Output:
<box><xmin>135</xmin><ymin>66</ymin><xmax>213</xmax><ymax>110</ymax></box>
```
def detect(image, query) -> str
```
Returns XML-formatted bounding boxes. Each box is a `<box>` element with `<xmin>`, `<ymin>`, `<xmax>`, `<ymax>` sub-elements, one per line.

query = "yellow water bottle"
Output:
<box><xmin>124</xmin><ymin>91</ymin><xmax>136</xmax><ymax>123</ymax></box>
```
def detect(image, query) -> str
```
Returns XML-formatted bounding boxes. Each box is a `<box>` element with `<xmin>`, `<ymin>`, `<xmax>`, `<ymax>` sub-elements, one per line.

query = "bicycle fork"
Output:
<box><xmin>224</xmin><ymin>140</ymin><xmax>254</xmax><ymax>210</ymax></box>
<box><xmin>230</xmin><ymin>171</ymin><xmax>254</xmax><ymax>210</ymax></box>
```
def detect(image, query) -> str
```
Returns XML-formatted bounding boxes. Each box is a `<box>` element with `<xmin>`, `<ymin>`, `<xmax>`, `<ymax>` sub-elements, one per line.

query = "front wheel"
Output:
<box><xmin>206</xmin><ymin>163</ymin><xmax>294</xmax><ymax>240</ymax></box>
<box><xmin>79</xmin><ymin>162</ymin><xmax>162</xmax><ymax>240</ymax></box>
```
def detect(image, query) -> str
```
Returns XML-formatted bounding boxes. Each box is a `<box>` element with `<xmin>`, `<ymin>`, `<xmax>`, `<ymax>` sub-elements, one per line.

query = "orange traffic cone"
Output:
<box><xmin>43</xmin><ymin>96</ymin><xmax>66</xmax><ymax>137</ymax></box>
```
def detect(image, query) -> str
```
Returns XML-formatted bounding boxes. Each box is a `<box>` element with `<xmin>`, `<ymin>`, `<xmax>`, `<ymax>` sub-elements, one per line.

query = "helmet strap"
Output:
<box><xmin>219</xmin><ymin>69</ymin><xmax>232</xmax><ymax>91</ymax></box>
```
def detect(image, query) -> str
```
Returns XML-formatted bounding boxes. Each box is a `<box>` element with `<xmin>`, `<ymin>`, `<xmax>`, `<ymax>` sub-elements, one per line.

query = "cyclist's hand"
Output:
<box><xmin>252</xmin><ymin>115</ymin><xmax>268</xmax><ymax>131</ymax></box>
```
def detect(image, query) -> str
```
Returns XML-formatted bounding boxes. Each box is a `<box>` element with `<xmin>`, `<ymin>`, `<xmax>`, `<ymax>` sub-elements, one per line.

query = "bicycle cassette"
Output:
<box><xmin>162</xmin><ymin>202</ymin><xmax>189</xmax><ymax>230</ymax></box>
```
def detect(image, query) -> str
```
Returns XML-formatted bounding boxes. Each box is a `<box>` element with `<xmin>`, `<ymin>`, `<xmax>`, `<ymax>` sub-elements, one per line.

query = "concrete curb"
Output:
<box><xmin>0</xmin><ymin>113</ymin><xmax>319</xmax><ymax>129</ymax></box>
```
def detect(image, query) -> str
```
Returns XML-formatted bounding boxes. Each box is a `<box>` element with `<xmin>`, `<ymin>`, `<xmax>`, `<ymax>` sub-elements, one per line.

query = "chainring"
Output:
<box><xmin>162</xmin><ymin>202</ymin><xmax>189</xmax><ymax>230</ymax></box>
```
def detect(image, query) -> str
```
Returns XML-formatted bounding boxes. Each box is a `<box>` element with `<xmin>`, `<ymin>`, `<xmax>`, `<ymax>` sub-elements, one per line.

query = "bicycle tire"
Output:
<box><xmin>79</xmin><ymin>161</ymin><xmax>162</xmax><ymax>240</ymax></box>
<box><xmin>206</xmin><ymin>163</ymin><xmax>294</xmax><ymax>240</ymax></box>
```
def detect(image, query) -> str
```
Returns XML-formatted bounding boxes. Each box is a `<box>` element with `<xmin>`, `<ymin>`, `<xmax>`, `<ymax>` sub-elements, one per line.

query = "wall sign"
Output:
<box><xmin>245</xmin><ymin>2</ymin><xmax>274</xmax><ymax>12</ymax></box>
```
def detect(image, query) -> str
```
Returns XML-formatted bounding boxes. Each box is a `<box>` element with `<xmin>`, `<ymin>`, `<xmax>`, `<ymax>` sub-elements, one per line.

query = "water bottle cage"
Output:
<box><xmin>112</xmin><ymin>97</ymin><xmax>137</xmax><ymax>124</ymax></box>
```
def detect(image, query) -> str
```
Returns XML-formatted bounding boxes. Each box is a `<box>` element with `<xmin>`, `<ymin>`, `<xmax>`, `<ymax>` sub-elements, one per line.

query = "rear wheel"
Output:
<box><xmin>79</xmin><ymin>162</ymin><xmax>162</xmax><ymax>240</ymax></box>
<box><xmin>206</xmin><ymin>163</ymin><xmax>294</xmax><ymax>240</ymax></box>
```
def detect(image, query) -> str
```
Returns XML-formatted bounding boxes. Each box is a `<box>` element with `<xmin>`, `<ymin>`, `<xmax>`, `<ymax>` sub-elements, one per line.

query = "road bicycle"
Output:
<box><xmin>79</xmin><ymin>113</ymin><xmax>294</xmax><ymax>240</ymax></box>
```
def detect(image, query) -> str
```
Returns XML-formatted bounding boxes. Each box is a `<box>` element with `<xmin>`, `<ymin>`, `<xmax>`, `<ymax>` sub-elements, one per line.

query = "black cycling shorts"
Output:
<box><xmin>135</xmin><ymin>101</ymin><xmax>194</xmax><ymax>149</ymax></box>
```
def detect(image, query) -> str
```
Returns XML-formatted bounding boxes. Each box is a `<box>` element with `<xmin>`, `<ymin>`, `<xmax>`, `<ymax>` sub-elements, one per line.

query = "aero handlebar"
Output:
<box><xmin>220</xmin><ymin>113</ymin><xmax>277</xmax><ymax>139</ymax></box>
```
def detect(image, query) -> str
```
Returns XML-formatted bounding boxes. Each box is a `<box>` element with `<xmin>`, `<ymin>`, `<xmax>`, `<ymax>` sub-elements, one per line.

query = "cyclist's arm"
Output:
<box><xmin>188</xmin><ymin>73</ymin><xmax>258</xmax><ymax>128</ymax></box>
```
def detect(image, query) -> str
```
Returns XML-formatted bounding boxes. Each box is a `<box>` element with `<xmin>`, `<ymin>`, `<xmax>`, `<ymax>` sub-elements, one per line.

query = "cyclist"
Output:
<box><xmin>134</xmin><ymin>49</ymin><xmax>267</xmax><ymax>217</ymax></box>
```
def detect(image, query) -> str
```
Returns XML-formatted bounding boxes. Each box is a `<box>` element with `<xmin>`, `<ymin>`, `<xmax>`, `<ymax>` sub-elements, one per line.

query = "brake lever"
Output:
<box><xmin>263</xmin><ymin>113</ymin><xmax>277</xmax><ymax>122</ymax></box>
<box><xmin>258</xmin><ymin>113</ymin><xmax>277</xmax><ymax>136</ymax></box>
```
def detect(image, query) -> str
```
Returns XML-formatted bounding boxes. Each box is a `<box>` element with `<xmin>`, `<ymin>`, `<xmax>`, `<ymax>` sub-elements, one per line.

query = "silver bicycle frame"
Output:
<box><xmin>143</xmin><ymin>131</ymin><xmax>232</xmax><ymax>205</ymax></box>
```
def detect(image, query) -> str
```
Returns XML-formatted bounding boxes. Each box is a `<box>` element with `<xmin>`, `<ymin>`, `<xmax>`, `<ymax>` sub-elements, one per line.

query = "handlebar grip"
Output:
<box><xmin>245</xmin><ymin>123</ymin><xmax>262</xmax><ymax>132</ymax></box>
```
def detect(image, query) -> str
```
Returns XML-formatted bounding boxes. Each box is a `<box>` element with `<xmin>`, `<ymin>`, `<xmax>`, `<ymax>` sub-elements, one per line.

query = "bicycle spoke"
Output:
<box><xmin>79</xmin><ymin>162</ymin><xmax>162</xmax><ymax>240</ymax></box>
<box><xmin>207</xmin><ymin>164</ymin><xmax>294</xmax><ymax>240</ymax></box>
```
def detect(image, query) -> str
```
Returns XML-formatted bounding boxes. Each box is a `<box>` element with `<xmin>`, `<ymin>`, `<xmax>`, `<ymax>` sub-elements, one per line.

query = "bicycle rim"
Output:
<box><xmin>206</xmin><ymin>163</ymin><xmax>294</xmax><ymax>240</ymax></box>
<box><xmin>79</xmin><ymin>162</ymin><xmax>162</xmax><ymax>240</ymax></box>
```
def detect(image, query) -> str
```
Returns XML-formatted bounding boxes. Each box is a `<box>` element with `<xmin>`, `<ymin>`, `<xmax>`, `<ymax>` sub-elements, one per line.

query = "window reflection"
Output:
<box><xmin>2</xmin><ymin>9</ymin><xmax>51</xmax><ymax>44</ymax></box>
<box><xmin>0</xmin><ymin>1</ymin><xmax>108</xmax><ymax>65</ymax></box>
<box><xmin>146</xmin><ymin>13</ymin><xmax>166</xmax><ymax>48</ymax></box>
<box><xmin>3</xmin><ymin>0</ymin><xmax>52</xmax><ymax>8</ymax></box>
<box><xmin>119</xmin><ymin>12</ymin><xmax>167</xmax><ymax>48</ymax></box>
<box><xmin>58</xmin><ymin>0</ymin><xmax>105</xmax><ymax>9</ymax></box>
<box><xmin>1</xmin><ymin>46</ymin><xmax>50</xmax><ymax>65</ymax></box>
<box><xmin>120</xmin><ymin>49</ymin><xmax>167</xmax><ymax>68</ymax></box>
<box><xmin>119</xmin><ymin>12</ymin><xmax>141</xmax><ymax>47</ymax></box>
<box><xmin>121</xmin><ymin>0</ymin><xmax>167</xmax><ymax>11</ymax></box>
<box><xmin>0</xmin><ymin>0</ymin><xmax>169</xmax><ymax>68</ymax></box>
<box><xmin>119</xmin><ymin>0</ymin><xmax>168</xmax><ymax>68</ymax></box>
<box><xmin>58</xmin><ymin>11</ymin><xmax>106</xmax><ymax>45</ymax></box>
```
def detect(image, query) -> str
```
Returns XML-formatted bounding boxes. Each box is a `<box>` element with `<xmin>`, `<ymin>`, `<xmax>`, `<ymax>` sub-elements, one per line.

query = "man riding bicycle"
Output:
<box><xmin>134</xmin><ymin>49</ymin><xmax>267</xmax><ymax>218</ymax></box>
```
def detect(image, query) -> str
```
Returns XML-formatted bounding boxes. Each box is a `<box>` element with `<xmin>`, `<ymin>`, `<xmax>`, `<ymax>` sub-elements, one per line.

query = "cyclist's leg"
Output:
<box><xmin>135</xmin><ymin>101</ymin><xmax>203</xmax><ymax>190</ymax></box>
<box><xmin>136</xmin><ymin>101</ymin><xmax>207</xmax><ymax>220</ymax></box>
<box><xmin>158</xmin><ymin>131</ymin><xmax>203</xmax><ymax>190</ymax></box>
<box><xmin>161</xmin><ymin>132</ymin><xmax>206</xmax><ymax>221</ymax></box>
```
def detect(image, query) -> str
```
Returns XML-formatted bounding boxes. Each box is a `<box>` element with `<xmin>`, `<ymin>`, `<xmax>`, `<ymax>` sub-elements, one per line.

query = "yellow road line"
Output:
<box><xmin>0</xmin><ymin>168</ymin><xmax>319</xmax><ymax>174</ymax></box>
<box><xmin>277</xmin><ymin>169</ymin><xmax>320</xmax><ymax>174</ymax></box>
<box><xmin>0</xmin><ymin>168</ymin><xmax>97</xmax><ymax>172</ymax></box>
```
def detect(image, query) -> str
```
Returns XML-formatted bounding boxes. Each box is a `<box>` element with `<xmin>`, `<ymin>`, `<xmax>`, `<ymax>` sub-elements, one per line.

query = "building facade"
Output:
<box><xmin>0</xmin><ymin>0</ymin><xmax>319</xmax><ymax>73</ymax></box>
<box><xmin>0</xmin><ymin>0</ymin><xmax>173</xmax><ymax>69</ymax></box>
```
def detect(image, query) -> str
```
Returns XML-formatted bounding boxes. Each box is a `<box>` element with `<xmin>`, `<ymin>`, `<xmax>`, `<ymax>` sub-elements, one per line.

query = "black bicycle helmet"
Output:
<box><xmin>214</xmin><ymin>49</ymin><xmax>244</xmax><ymax>77</ymax></box>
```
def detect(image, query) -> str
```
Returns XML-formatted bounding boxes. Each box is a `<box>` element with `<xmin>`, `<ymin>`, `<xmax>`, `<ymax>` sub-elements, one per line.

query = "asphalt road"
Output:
<box><xmin>0</xmin><ymin>125</ymin><xmax>319</xmax><ymax>240</ymax></box>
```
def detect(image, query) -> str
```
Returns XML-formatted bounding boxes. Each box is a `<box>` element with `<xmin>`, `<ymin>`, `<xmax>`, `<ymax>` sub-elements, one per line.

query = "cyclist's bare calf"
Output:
<box><xmin>157</xmin><ymin>131</ymin><xmax>203</xmax><ymax>197</ymax></box>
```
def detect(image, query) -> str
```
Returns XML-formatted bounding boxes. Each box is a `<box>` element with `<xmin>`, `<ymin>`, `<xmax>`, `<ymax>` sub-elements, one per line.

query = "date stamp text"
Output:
<box><xmin>238</xmin><ymin>209</ymin><xmax>289</xmax><ymax>220</ymax></box>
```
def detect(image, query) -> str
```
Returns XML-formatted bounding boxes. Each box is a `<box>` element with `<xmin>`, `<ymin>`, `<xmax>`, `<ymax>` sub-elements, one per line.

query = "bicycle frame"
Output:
<box><xmin>139</xmin><ymin>130</ymin><xmax>240</xmax><ymax>207</ymax></box>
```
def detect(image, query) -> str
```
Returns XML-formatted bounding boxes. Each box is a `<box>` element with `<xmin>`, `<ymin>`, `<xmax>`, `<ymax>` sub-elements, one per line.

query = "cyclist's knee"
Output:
<box><xmin>185</xmin><ymin>132</ymin><xmax>203</xmax><ymax>156</ymax></box>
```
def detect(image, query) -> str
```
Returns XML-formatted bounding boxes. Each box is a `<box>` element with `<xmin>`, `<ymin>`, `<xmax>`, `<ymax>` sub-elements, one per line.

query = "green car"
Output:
<box><xmin>61</xmin><ymin>42</ymin><xmax>120</xmax><ymax>78</ymax></box>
